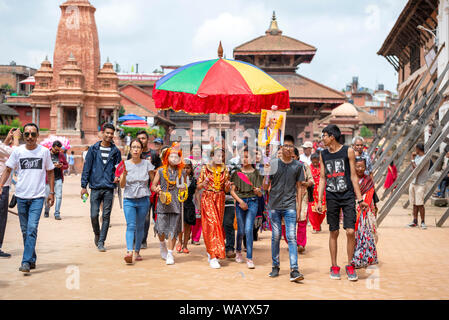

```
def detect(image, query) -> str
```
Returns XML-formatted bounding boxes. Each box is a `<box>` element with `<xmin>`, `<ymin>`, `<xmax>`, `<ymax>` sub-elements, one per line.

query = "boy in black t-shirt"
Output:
<box><xmin>317</xmin><ymin>125</ymin><xmax>368</xmax><ymax>282</ymax></box>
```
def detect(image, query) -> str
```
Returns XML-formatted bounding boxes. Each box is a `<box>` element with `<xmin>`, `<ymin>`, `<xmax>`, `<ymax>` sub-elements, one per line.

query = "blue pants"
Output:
<box><xmin>270</xmin><ymin>209</ymin><xmax>298</xmax><ymax>270</ymax></box>
<box><xmin>16</xmin><ymin>197</ymin><xmax>45</xmax><ymax>265</ymax></box>
<box><xmin>236</xmin><ymin>197</ymin><xmax>258</xmax><ymax>260</ymax></box>
<box><xmin>123</xmin><ymin>197</ymin><xmax>150</xmax><ymax>252</ymax></box>
<box><xmin>45</xmin><ymin>179</ymin><xmax>63</xmax><ymax>217</ymax></box>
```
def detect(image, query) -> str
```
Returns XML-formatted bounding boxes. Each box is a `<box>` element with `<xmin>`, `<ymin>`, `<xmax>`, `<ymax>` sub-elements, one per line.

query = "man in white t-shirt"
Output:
<box><xmin>0</xmin><ymin>123</ymin><xmax>55</xmax><ymax>273</ymax></box>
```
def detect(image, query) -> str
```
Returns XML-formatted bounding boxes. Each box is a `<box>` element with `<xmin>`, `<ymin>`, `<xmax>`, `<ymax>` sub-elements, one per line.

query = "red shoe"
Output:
<box><xmin>182</xmin><ymin>248</ymin><xmax>190</xmax><ymax>254</ymax></box>
<box><xmin>345</xmin><ymin>265</ymin><xmax>358</xmax><ymax>281</ymax></box>
<box><xmin>330</xmin><ymin>266</ymin><xmax>341</xmax><ymax>280</ymax></box>
<box><xmin>176</xmin><ymin>244</ymin><xmax>182</xmax><ymax>253</ymax></box>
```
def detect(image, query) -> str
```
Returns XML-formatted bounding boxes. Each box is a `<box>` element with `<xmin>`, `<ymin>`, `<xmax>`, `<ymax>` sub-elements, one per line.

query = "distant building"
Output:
<box><xmin>0</xmin><ymin>63</ymin><xmax>36</xmax><ymax>96</ymax></box>
<box><xmin>318</xmin><ymin>102</ymin><xmax>384</xmax><ymax>145</ymax></box>
<box><xmin>343</xmin><ymin>77</ymin><xmax>398</xmax><ymax>123</ymax></box>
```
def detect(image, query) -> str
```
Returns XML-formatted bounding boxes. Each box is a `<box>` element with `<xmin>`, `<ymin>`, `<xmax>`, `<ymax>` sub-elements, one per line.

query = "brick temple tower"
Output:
<box><xmin>30</xmin><ymin>0</ymin><xmax>120</xmax><ymax>144</ymax></box>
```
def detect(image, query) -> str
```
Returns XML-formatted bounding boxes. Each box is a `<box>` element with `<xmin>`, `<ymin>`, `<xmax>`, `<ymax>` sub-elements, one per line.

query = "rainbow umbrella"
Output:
<box><xmin>153</xmin><ymin>58</ymin><xmax>289</xmax><ymax>114</ymax></box>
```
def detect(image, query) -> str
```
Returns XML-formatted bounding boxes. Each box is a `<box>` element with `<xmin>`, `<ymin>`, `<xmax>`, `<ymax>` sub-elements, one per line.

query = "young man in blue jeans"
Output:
<box><xmin>81</xmin><ymin>124</ymin><xmax>121</xmax><ymax>252</ymax></box>
<box><xmin>263</xmin><ymin>135</ymin><xmax>305</xmax><ymax>282</ymax></box>
<box><xmin>44</xmin><ymin>140</ymin><xmax>68</xmax><ymax>220</ymax></box>
<box><xmin>0</xmin><ymin>123</ymin><xmax>55</xmax><ymax>273</ymax></box>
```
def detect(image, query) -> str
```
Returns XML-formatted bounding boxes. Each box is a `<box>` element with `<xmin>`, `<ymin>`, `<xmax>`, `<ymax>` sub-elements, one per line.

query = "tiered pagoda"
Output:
<box><xmin>232</xmin><ymin>12</ymin><xmax>345</xmax><ymax>144</ymax></box>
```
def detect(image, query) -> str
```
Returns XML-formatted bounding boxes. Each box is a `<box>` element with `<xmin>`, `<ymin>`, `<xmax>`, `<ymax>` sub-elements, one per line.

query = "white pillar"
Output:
<box><xmin>76</xmin><ymin>105</ymin><xmax>81</xmax><ymax>132</ymax></box>
<box><xmin>31</xmin><ymin>106</ymin><xmax>36</xmax><ymax>124</ymax></box>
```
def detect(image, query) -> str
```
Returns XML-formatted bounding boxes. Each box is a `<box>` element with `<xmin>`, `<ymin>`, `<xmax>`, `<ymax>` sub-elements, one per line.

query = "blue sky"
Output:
<box><xmin>1</xmin><ymin>0</ymin><xmax>408</xmax><ymax>92</ymax></box>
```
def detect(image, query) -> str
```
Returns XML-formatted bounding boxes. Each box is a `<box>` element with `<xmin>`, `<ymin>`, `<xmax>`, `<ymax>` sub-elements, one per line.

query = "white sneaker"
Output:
<box><xmin>235</xmin><ymin>252</ymin><xmax>243</xmax><ymax>263</ymax></box>
<box><xmin>421</xmin><ymin>222</ymin><xmax>427</xmax><ymax>230</ymax></box>
<box><xmin>209</xmin><ymin>258</ymin><xmax>221</xmax><ymax>269</ymax></box>
<box><xmin>160</xmin><ymin>242</ymin><xmax>168</xmax><ymax>260</ymax></box>
<box><xmin>166</xmin><ymin>252</ymin><xmax>175</xmax><ymax>265</ymax></box>
<box><xmin>247</xmin><ymin>259</ymin><xmax>255</xmax><ymax>269</ymax></box>
<box><xmin>207</xmin><ymin>253</ymin><xmax>211</xmax><ymax>263</ymax></box>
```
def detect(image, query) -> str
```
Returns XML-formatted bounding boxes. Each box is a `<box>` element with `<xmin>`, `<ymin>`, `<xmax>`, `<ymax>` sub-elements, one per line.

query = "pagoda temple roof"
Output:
<box><xmin>234</xmin><ymin>34</ymin><xmax>317</xmax><ymax>54</ymax></box>
<box><xmin>271</xmin><ymin>73</ymin><xmax>345</xmax><ymax>104</ymax></box>
<box><xmin>234</xmin><ymin>12</ymin><xmax>316</xmax><ymax>55</ymax></box>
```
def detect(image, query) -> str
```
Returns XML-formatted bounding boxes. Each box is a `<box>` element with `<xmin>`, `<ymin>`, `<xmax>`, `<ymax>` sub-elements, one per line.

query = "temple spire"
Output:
<box><xmin>218</xmin><ymin>41</ymin><xmax>224</xmax><ymax>59</ymax></box>
<box><xmin>266</xmin><ymin>11</ymin><xmax>282</xmax><ymax>35</ymax></box>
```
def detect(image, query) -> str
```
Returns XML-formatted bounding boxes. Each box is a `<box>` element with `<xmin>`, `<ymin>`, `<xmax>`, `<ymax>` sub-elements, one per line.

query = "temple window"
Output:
<box><xmin>103</xmin><ymin>81</ymin><xmax>110</xmax><ymax>88</ymax></box>
<box><xmin>410</xmin><ymin>45</ymin><xmax>421</xmax><ymax>74</ymax></box>
<box><xmin>63</xmin><ymin>107</ymin><xmax>77</xmax><ymax>130</ymax></box>
<box><xmin>65</xmin><ymin>78</ymin><xmax>74</xmax><ymax>87</ymax></box>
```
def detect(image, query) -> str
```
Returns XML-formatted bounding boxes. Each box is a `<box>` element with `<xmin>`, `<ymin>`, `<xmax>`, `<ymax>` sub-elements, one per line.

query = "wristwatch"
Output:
<box><xmin>49</xmin><ymin>192</ymin><xmax>55</xmax><ymax>195</ymax></box>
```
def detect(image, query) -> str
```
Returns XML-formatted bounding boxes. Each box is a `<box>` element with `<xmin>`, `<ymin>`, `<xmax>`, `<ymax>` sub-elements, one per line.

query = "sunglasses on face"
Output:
<box><xmin>24</xmin><ymin>132</ymin><xmax>37</xmax><ymax>138</ymax></box>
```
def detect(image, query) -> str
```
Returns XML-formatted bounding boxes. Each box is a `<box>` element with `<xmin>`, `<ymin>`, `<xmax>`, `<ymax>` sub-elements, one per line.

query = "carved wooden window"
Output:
<box><xmin>65</xmin><ymin>78</ymin><xmax>74</xmax><ymax>87</ymax></box>
<box><xmin>40</xmin><ymin>82</ymin><xmax>48</xmax><ymax>88</ymax></box>
<box><xmin>410</xmin><ymin>45</ymin><xmax>421</xmax><ymax>74</ymax></box>
<box><xmin>103</xmin><ymin>81</ymin><xmax>110</xmax><ymax>88</ymax></box>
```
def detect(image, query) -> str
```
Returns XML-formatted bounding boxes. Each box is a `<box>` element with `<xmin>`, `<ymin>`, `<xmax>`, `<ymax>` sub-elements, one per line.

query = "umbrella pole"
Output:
<box><xmin>182</xmin><ymin>202</ymin><xmax>185</xmax><ymax>234</ymax></box>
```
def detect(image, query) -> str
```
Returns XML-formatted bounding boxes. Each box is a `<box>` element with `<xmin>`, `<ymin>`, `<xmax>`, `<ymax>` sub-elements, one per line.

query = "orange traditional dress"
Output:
<box><xmin>198</xmin><ymin>164</ymin><xmax>229</xmax><ymax>260</ymax></box>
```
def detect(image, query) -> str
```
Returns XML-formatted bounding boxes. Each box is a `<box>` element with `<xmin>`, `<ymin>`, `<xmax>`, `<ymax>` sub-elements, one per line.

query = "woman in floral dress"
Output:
<box><xmin>352</xmin><ymin>157</ymin><xmax>378</xmax><ymax>269</ymax></box>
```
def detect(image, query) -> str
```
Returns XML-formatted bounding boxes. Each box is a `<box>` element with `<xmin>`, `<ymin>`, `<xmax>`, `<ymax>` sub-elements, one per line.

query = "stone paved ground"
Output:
<box><xmin>1</xmin><ymin>175</ymin><xmax>449</xmax><ymax>300</ymax></box>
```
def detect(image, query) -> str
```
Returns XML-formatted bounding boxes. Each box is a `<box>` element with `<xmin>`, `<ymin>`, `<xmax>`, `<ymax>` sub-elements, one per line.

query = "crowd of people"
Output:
<box><xmin>0</xmin><ymin>121</ymin><xmax>441</xmax><ymax>283</ymax></box>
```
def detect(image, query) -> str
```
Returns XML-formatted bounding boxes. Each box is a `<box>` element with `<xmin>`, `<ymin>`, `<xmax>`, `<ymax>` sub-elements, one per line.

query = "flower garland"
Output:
<box><xmin>163</xmin><ymin>166</ymin><xmax>182</xmax><ymax>186</ymax></box>
<box><xmin>258</xmin><ymin>110</ymin><xmax>284</xmax><ymax>147</ymax></box>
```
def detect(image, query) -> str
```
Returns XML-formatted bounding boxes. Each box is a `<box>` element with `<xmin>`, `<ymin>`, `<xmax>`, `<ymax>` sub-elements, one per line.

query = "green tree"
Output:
<box><xmin>360</xmin><ymin>126</ymin><xmax>373</xmax><ymax>138</ymax></box>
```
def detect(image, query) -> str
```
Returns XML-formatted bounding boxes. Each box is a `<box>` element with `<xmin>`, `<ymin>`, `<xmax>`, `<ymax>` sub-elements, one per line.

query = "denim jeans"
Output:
<box><xmin>124</xmin><ymin>197</ymin><xmax>149</xmax><ymax>252</ymax></box>
<box><xmin>270</xmin><ymin>209</ymin><xmax>298</xmax><ymax>270</ymax></box>
<box><xmin>223</xmin><ymin>205</ymin><xmax>236</xmax><ymax>252</ymax></box>
<box><xmin>236</xmin><ymin>197</ymin><xmax>258</xmax><ymax>259</ymax></box>
<box><xmin>141</xmin><ymin>202</ymin><xmax>152</xmax><ymax>244</ymax></box>
<box><xmin>90</xmin><ymin>188</ymin><xmax>114</xmax><ymax>244</ymax></box>
<box><xmin>0</xmin><ymin>186</ymin><xmax>9</xmax><ymax>249</ymax></box>
<box><xmin>16</xmin><ymin>197</ymin><xmax>45</xmax><ymax>265</ymax></box>
<box><xmin>45</xmin><ymin>179</ymin><xmax>63</xmax><ymax>217</ymax></box>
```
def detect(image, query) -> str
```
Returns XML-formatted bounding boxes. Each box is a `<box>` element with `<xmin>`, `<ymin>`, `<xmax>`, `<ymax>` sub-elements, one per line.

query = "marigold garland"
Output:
<box><xmin>163</xmin><ymin>166</ymin><xmax>182</xmax><ymax>186</ymax></box>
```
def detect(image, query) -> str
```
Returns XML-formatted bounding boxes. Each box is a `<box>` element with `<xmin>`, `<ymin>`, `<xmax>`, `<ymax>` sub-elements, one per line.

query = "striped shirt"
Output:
<box><xmin>100</xmin><ymin>146</ymin><xmax>111</xmax><ymax>165</ymax></box>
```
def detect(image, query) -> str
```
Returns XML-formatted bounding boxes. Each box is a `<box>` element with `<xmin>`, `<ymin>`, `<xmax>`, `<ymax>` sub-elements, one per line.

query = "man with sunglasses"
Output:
<box><xmin>0</xmin><ymin>123</ymin><xmax>55</xmax><ymax>273</ymax></box>
<box><xmin>81</xmin><ymin>123</ymin><xmax>121</xmax><ymax>252</ymax></box>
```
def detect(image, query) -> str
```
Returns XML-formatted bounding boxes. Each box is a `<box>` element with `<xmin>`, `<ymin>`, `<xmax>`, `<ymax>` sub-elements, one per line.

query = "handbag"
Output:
<box><xmin>9</xmin><ymin>195</ymin><xmax>17</xmax><ymax>208</ymax></box>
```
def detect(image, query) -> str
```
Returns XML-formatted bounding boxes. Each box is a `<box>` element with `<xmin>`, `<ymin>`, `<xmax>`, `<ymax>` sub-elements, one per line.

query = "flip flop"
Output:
<box><xmin>182</xmin><ymin>248</ymin><xmax>190</xmax><ymax>254</ymax></box>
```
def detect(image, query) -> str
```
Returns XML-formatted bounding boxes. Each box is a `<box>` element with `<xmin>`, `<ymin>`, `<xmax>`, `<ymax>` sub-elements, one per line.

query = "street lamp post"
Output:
<box><xmin>417</xmin><ymin>25</ymin><xmax>438</xmax><ymax>47</ymax></box>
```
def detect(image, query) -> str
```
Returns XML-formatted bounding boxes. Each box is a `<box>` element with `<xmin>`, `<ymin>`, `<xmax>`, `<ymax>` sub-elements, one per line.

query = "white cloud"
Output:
<box><xmin>364</xmin><ymin>4</ymin><xmax>381</xmax><ymax>31</ymax></box>
<box><xmin>95</xmin><ymin>0</ymin><xmax>147</xmax><ymax>37</ymax></box>
<box><xmin>26</xmin><ymin>50</ymin><xmax>49</xmax><ymax>68</ymax></box>
<box><xmin>193</xmin><ymin>13</ymin><xmax>255</xmax><ymax>57</ymax></box>
<box><xmin>0</xmin><ymin>0</ymin><xmax>9</xmax><ymax>12</ymax></box>
<box><xmin>192</xmin><ymin>4</ymin><xmax>269</xmax><ymax>60</ymax></box>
